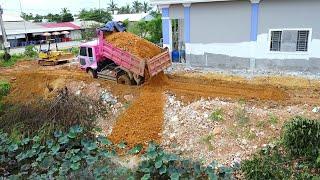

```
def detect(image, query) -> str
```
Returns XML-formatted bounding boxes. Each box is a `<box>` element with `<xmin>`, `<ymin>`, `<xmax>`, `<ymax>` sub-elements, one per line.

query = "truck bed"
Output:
<box><xmin>99</xmin><ymin>32</ymin><xmax>171</xmax><ymax>78</ymax></box>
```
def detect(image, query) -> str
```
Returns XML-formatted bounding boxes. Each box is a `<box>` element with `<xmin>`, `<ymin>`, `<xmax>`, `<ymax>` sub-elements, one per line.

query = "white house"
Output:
<box><xmin>152</xmin><ymin>0</ymin><xmax>320</xmax><ymax>72</ymax></box>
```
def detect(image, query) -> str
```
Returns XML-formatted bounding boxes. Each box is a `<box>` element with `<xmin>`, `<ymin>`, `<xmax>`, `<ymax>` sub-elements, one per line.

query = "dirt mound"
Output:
<box><xmin>105</xmin><ymin>32</ymin><xmax>162</xmax><ymax>60</ymax></box>
<box><xmin>109</xmin><ymin>73</ymin><xmax>166</xmax><ymax>147</ymax></box>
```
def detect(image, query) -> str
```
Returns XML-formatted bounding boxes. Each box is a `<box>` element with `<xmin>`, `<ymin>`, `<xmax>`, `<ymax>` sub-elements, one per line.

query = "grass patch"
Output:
<box><xmin>0</xmin><ymin>45</ymin><xmax>38</xmax><ymax>67</ymax></box>
<box><xmin>235</xmin><ymin>106</ymin><xmax>250</xmax><ymax>125</ymax></box>
<box><xmin>201</xmin><ymin>133</ymin><xmax>214</xmax><ymax>151</ymax></box>
<box><xmin>209</xmin><ymin>108</ymin><xmax>224</xmax><ymax>122</ymax></box>
<box><xmin>268</xmin><ymin>113</ymin><xmax>279</xmax><ymax>125</ymax></box>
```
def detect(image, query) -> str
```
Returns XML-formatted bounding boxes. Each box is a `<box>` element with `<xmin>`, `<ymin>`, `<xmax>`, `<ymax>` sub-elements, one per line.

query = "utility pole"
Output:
<box><xmin>0</xmin><ymin>5</ymin><xmax>11</xmax><ymax>60</ymax></box>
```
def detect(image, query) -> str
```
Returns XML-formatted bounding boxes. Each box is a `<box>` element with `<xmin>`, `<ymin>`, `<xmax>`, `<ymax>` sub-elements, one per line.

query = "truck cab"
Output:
<box><xmin>78</xmin><ymin>40</ymin><xmax>100</xmax><ymax>73</ymax></box>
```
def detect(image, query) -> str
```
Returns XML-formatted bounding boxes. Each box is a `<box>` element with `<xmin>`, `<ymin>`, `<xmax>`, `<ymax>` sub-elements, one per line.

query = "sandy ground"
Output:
<box><xmin>1</xmin><ymin>60</ymin><xmax>320</xmax><ymax>165</ymax></box>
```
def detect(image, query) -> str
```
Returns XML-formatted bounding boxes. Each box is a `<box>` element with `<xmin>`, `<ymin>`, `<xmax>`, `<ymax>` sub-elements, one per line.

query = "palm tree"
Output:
<box><xmin>118</xmin><ymin>5</ymin><xmax>131</xmax><ymax>14</ymax></box>
<box><xmin>142</xmin><ymin>2</ymin><xmax>152</xmax><ymax>13</ymax></box>
<box><xmin>132</xmin><ymin>1</ymin><xmax>142</xmax><ymax>13</ymax></box>
<box><xmin>107</xmin><ymin>0</ymin><xmax>118</xmax><ymax>14</ymax></box>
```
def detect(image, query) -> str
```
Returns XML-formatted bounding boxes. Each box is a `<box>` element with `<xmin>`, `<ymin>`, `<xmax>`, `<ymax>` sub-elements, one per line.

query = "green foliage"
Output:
<box><xmin>268</xmin><ymin>113</ymin><xmax>279</xmax><ymax>125</ymax></box>
<box><xmin>21</xmin><ymin>8</ymin><xmax>74</xmax><ymax>23</ymax></box>
<box><xmin>81</xmin><ymin>23</ymin><xmax>101</xmax><ymax>40</ymax></box>
<box><xmin>24</xmin><ymin>45</ymin><xmax>38</xmax><ymax>58</ymax></box>
<box><xmin>60</xmin><ymin>8</ymin><xmax>74</xmax><ymax>22</ymax></box>
<box><xmin>242</xmin><ymin>146</ymin><xmax>295</xmax><ymax>179</ymax></box>
<box><xmin>0</xmin><ymin>126</ymin><xmax>236</xmax><ymax>179</ymax></box>
<box><xmin>136</xmin><ymin>142</ymin><xmax>233</xmax><ymax>179</ymax></box>
<box><xmin>235</xmin><ymin>106</ymin><xmax>250</xmax><ymax>125</ymax></box>
<box><xmin>0</xmin><ymin>53</ymin><xmax>26</xmax><ymax>67</ymax></box>
<box><xmin>210</xmin><ymin>108</ymin><xmax>224</xmax><ymax>122</ymax></box>
<box><xmin>0</xmin><ymin>81</ymin><xmax>10</xmax><ymax>99</ymax></box>
<box><xmin>282</xmin><ymin>116</ymin><xmax>320</xmax><ymax>158</ymax></box>
<box><xmin>118</xmin><ymin>5</ymin><xmax>131</xmax><ymax>14</ymax></box>
<box><xmin>201</xmin><ymin>133</ymin><xmax>214</xmax><ymax>151</ymax></box>
<box><xmin>128</xmin><ymin>11</ymin><xmax>162</xmax><ymax>44</ymax></box>
<box><xmin>242</xmin><ymin>117</ymin><xmax>320</xmax><ymax>179</ymax></box>
<box><xmin>79</xmin><ymin>9</ymin><xmax>112</xmax><ymax>23</ymax></box>
<box><xmin>0</xmin><ymin>126</ymin><xmax>133</xmax><ymax>179</ymax></box>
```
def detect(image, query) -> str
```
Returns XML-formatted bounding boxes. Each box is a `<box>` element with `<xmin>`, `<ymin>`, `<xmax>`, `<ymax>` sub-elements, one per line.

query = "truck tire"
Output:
<box><xmin>88</xmin><ymin>69</ymin><xmax>98</xmax><ymax>78</ymax></box>
<box><xmin>117</xmin><ymin>74</ymin><xmax>132</xmax><ymax>85</ymax></box>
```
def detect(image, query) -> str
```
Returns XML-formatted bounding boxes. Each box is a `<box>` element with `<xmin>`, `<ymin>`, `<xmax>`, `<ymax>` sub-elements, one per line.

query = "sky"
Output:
<box><xmin>0</xmin><ymin>0</ymin><xmax>150</xmax><ymax>15</ymax></box>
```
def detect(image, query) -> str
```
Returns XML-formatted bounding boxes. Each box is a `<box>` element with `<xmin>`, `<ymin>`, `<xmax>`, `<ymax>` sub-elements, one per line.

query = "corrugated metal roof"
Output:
<box><xmin>0</xmin><ymin>21</ymin><xmax>79</xmax><ymax>36</ymax></box>
<box><xmin>41</xmin><ymin>22</ymin><xmax>81</xmax><ymax>30</ymax></box>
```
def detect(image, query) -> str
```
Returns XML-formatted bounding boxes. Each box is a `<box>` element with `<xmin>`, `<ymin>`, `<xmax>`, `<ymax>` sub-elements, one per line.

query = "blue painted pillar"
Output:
<box><xmin>250</xmin><ymin>2</ymin><xmax>260</xmax><ymax>41</ymax></box>
<box><xmin>183</xmin><ymin>4</ymin><xmax>191</xmax><ymax>43</ymax></box>
<box><xmin>161</xmin><ymin>6</ymin><xmax>170</xmax><ymax>45</ymax></box>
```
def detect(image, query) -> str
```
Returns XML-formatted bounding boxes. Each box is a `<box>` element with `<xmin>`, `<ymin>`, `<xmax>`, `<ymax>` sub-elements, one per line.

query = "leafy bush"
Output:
<box><xmin>241</xmin><ymin>146</ymin><xmax>293</xmax><ymax>179</ymax></box>
<box><xmin>242</xmin><ymin>116</ymin><xmax>320</xmax><ymax>179</ymax></box>
<box><xmin>282</xmin><ymin>116</ymin><xmax>320</xmax><ymax>158</ymax></box>
<box><xmin>235</xmin><ymin>106</ymin><xmax>250</xmax><ymax>125</ymax></box>
<box><xmin>136</xmin><ymin>142</ymin><xmax>233</xmax><ymax>179</ymax></box>
<box><xmin>0</xmin><ymin>126</ymin><xmax>133</xmax><ymax>179</ymax></box>
<box><xmin>24</xmin><ymin>45</ymin><xmax>38</xmax><ymax>58</ymax></box>
<box><xmin>0</xmin><ymin>125</ymin><xmax>235</xmax><ymax>179</ymax></box>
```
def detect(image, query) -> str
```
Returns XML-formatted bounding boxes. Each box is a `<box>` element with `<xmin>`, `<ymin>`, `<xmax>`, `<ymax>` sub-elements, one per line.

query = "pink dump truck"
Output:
<box><xmin>78</xmin><ymin>31</ymin><xmax>171</xmax><ymax>85</ymax></box>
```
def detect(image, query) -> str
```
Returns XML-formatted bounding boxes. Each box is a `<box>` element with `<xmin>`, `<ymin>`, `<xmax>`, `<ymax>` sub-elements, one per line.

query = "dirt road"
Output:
<box><xmin>1</xmin><ymin>61</ymin><xmax>320</xmax><ymax>147</ymax></box>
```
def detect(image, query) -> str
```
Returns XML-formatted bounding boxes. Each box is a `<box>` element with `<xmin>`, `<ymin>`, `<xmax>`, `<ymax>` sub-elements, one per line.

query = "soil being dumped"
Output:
<box><xmin>109</xmin><ymin>73</ymin><xmax>168</xmax><ymax>147</ymax></box>
<box><xmin>105</xmin><ymin>32</ymin><xmax>162</xmax><ymax>60</ymax></box>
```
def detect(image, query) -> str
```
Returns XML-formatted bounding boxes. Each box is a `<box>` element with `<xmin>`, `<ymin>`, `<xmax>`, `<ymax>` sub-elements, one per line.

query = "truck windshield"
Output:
<box><xmin>80</xmin><ymin>47</ymin><xmax>87</xmax><ymax>56</ymax></box>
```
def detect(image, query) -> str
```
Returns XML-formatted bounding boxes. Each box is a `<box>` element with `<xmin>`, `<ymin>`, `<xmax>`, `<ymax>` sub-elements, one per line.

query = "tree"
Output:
<box><xmin>78</xmin><ymin>9</ymin><xmax>112</xmax><ymax>23</ymax></box>
<box><xmin>118</xmin><ymin>5</ymin><xmax>131</xmax><ymax>14</ymax></box>
<box><xmin>46</xmin><ymin>13</ymin><xmax>61</xmax><ymax>22</ymax></box>
<box><xmin>107</xmin><ymin>0</ymin><xmax>118</xmax><ymax>15</ymax></box>
<box><xmin>142</xmin><ymin>2</ymin><xmax>152</xmax><ymax>13</ymax></box>
<box><xmin>33</xmin><ymin>14</ymin><xmax>43</xmax><ymax>22</ymax></box>
<box><xmin>60</xmin><ymin>8</ymin><xmax>74</xmax><ymax>22</ymax></box>
<box><xmin>145</xmin><ymin>11</ymin><xmax>162</xmax><ymax>43</ymax></box>
<box><xmin>132</xmin><ymin>1</ymin><xmax>142</xmax><ymax>13</ymax></box>
<box><xmin>127</xmin><ymin>11</ymin><xmax>162</xmax><ymax>43</ymax></box>
<box><xmin>21</xmin><ymin>12</ymin><xmax>34</xmax><ymax>21</ymax></box>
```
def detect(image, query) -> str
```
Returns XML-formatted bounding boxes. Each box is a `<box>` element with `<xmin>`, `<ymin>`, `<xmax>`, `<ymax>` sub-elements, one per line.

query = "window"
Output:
<box><xmin>80</xmin><ymin>47</ymin><xmax>87</xmax><ymax>56</ymax></box>
<box><xmin>88</xmin><ymin>47</ymin><xmax>93</xmax><ymax>57</ymax></box>
<box><xmin>270</xmin><ymin>29</ymin><xmax>310</xmax><ymax>52</ymax></box>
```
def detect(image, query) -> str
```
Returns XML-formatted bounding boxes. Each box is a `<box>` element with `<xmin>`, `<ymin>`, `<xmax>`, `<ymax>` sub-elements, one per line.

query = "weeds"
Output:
<box><xmin>201</xmin><ymin>133</ymin><xmax>214</xmax><ymax>151</ymax></box>
<box><xmin>268</xmin><ymin>113</ymin><xmax>279</xmax><ymax>125</ymax></box>
<box><xmin>0</xmin><ymin>45</ymin><xmax>38</xmax><ymax>67</ymax></box>
<box><xmin>0</xmin><ymin>90</ymin><xmax>105</xmax><ymax>139</ymax></box>
<box><xmin>242</xmin><ymin>116</ymin><xmax>320</xmax><ymax>179</ymax></box>
<box><xmin>235</xmin><ymin>106</ymin><xmax>250</xmax><ymax>125</ymax></box>
<box><xmin>209</xmin><ymin>108</ymin><xmax>224</xmax><ymax>122</ymax></box>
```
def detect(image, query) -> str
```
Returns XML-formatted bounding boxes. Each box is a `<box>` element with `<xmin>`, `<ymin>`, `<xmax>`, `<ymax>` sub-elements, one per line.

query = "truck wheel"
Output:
<box><xmin>88</xmin><ymin>69</ymin><xmax>98</xmax><ymax>78</ymax></box>
<box><xmin>117</xmin><ymin>74</ymin><xmax>132</xmax><ymax>85</ymax></box>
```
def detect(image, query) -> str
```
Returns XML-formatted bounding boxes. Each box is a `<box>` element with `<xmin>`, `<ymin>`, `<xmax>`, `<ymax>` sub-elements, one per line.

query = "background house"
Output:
<box><xmin>0</xmin><ymin>13</ymin><xmax>87</xmax><ymax>49</ymax></box>
<box><xmin>152</xmin><ymin>0</ymin><xmax>320</xmax><ymax>72</ymax></box>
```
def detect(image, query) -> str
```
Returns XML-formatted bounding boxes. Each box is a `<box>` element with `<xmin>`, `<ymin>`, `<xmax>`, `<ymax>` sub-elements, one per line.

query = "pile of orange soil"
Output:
<box><xmin>109</xmin><ymin>73</ymin><xmax>168</xmax><ymax>147</ymax></box>
<box><xmin>105</xmin><ymin>32</ymin><xmax>162</xmax><ymax>60</ymax></box>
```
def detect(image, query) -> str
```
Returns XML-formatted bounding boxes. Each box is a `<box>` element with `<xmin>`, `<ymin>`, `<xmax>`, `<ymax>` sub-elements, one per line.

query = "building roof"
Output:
<box><xmin>151</xmin><ymin>0</ymin><xmax>234</xmax><ymax>5</ymax></box>
<box><xmin>112</xmin><ymin>13</ymin><xmax>154</xmax><ymax>22</ymax></box>
<box><xmin>0</xmin><ymin>21</ymin><xmax>81</xmax><ymax>38</ymax></box>
<box><xmin>41</xmin><ymin>22</ymin><xmax>81</xmax><ymax>30</ymax></box>
<box><xmin>3</xmin><ymin>13</ymin><xmax>24</xmax><ymax>22</ymax></box>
